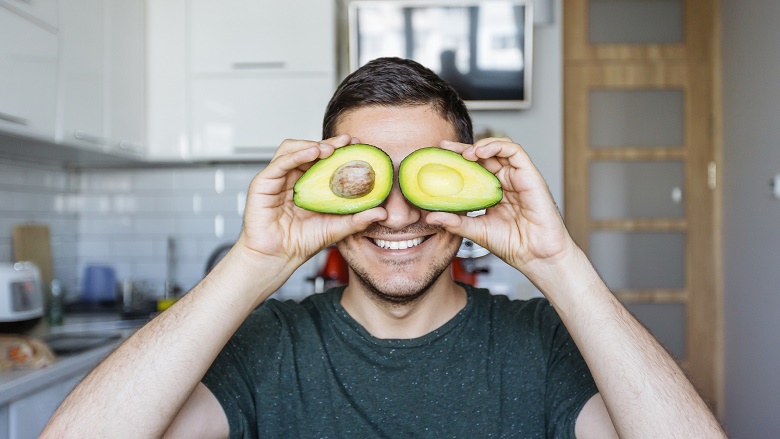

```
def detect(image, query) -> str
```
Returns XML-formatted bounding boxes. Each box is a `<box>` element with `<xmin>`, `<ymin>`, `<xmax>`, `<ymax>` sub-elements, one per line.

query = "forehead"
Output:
<box><xmin>333</xmin><ymin>105</ymin><xmax>458</xmax><ymax>163</ymax></box>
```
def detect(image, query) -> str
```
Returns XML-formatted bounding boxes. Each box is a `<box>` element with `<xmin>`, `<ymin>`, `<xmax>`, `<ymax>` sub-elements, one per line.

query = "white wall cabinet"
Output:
<box><xmin>188</xmin><ymin>0</ymin><xmax>333</xmax><ymax>75</ymax></box>
<box><xmin>57</xmin><ymin>0</ymin><xmax>147</xmax><ymax>157</ymax></box>
<box><xmin>0</xmin><ymin>7</ymin><xmax>58</xmax><ymax>142</ymax></box>
<box><xmin>0</xmin><ymin>0</ymin><xmax>59</xmax><ymax>29</ymax></box>
<box><xmin>104</xmin><ymin>0</ymin><xmax>147</xmax><ymax>158</ymax></box>
<box><xmin>146</xmin><ymin>0</ymin><xmax>336</xmax><ymax>162</ymax></box>
<box><xmin>190</xmin><ymin>75</ymin><xmax>333</xmax><ymax>159</ymax></box>
<box><xmin>57</xmin><ymin>0</ymin><xmax>106</xmax><ymax>151</ymax></box>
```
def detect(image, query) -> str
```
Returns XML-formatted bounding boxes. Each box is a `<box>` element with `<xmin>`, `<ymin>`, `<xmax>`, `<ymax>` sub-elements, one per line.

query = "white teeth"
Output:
<box><xmin>373</xmin><ymin>237</ymin><xmax>424</xmax><ymax>250</ymax></box>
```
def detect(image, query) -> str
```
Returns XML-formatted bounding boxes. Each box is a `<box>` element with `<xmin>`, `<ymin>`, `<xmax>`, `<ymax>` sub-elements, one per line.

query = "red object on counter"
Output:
<box><xmin>319</xmin><ymin>246</ymin><xmax>350</xmax><ymax>285</ymax></box>
<box><xmin>450</xmin><ymin>258</ymin><xmax>477</xmax><ymax>285</ymax></box>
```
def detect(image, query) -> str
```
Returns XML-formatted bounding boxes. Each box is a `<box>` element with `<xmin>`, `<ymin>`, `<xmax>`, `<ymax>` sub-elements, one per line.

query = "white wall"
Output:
<box><xmin>721</xmin><ymin>0</ymin><xmax>780</xmax><ymax>437</ymax></box>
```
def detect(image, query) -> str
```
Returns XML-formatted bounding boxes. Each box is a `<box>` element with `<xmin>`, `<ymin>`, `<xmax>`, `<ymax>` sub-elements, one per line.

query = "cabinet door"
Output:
<box><xmin>190</xmin><ymin>75</ymin><xmax>333</xmax><ymax>159</ymax></box>
<box><xmin>105</xmin><ymin>0</ymin><xmax>147</xmax><ymax>158</ymax></box>
<box><xmin>189</xmin><ymin>0</ymin><xmax>334</xmax><ymax>74</ymax></box>
<box><xmin>0</xmin><ymin>8</ymin><xmax>58</xmax><ymax>141</ymax></box>
<box><xmin>0</xmin><ymin>0</ymin><xmax>59</xmax><ymax>29</ymax></box>
<box><xmin>145</xmin><ymin>0</ymin><xmax>188</xmax><ymax>161</ymax></box>
<box><xmin>58</xmin><ymin>0</ymin><xmax>106</xmax><ymax>150</ymax></box>
<box><xmin>8</xmin><ymin>372</ymin><xmax>85</xmax><ymax>438</ymax></box>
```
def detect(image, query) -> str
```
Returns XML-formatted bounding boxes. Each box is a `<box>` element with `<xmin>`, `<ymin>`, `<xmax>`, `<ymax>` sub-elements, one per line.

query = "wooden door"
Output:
<box><xmin>563</xmin><ymin>0</ymin><xmax>723</xmax><ymax>414</ymax></box>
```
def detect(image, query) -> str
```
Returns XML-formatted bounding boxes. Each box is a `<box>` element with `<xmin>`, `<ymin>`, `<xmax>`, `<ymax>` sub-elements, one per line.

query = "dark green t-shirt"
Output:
<box><xmin>202</xmin><ymin>284</ymin><xmax>598</xmax><ymax>438</ymax></box>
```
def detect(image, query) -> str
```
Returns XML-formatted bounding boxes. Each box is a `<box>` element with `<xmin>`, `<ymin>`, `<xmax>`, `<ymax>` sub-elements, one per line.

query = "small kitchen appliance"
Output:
<box><xmin>0</xmin><ymin>262</ymin><xmax>44</xmax><ymax>327</ymax></box>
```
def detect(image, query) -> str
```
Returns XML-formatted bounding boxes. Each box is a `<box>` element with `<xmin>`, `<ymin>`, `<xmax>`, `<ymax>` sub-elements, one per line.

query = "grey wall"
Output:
<box><xmin>721</xmin><ymin>0</ymin><xmax>780</xmax><ymax>437</ymax></box>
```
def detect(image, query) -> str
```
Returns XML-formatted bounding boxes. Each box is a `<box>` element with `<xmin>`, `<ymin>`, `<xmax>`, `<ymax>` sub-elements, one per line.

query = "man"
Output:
<box><xmin>43</xmin><ymin>58</ymin><xmax>725</xmax><ymax>438</ymax></box>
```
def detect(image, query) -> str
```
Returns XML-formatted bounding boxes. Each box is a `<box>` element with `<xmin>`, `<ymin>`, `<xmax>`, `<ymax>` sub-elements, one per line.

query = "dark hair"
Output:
<box><xmin>322</xmin><ymin>57</ymin><xmax>473</xmax><ymax>144</ymax></box>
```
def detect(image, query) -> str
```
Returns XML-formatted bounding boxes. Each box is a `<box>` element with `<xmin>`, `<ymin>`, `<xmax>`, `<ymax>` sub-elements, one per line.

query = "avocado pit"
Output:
<box><xmin>330</xmin><ymin>160</ymin><xmax>375</xmax><ymax>199</ymax></box>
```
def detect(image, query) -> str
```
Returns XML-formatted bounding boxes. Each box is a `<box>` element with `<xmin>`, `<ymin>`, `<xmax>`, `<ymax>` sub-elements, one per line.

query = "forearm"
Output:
<box><xmin>527</xmin><ymin>248</ymin><xmax>725</xmax><ymax>438</ymax></box>
<box><xmin>41</xmin><ymin>248</ymin><xmax>295</xmax><ymax>438</ymax></box>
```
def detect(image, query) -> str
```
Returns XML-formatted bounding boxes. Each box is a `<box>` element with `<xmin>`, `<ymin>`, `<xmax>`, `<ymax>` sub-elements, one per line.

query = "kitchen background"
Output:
<box><xmin>1</xmin><ymin>0</ymin><xmax>778</xmax><ymax>437</ymax></box>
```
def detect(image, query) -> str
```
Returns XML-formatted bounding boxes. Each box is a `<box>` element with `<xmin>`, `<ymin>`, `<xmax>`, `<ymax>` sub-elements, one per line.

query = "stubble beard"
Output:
<box><xmin>338</xmin><ymin>229</ymin><xmax>461</xmax><ymax>307</ymax></box>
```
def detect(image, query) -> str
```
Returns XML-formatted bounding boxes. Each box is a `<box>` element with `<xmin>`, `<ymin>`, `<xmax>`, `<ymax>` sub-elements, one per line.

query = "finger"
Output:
<box><xmin>438</xmin><ymin>140</ymin><xmax>472</xmax><ymax>155</ymax></box>
<box><xmin>261</xmin><ymin>144</ymin><xmax>322</xmax><ymax>182</ymax></box>
<box><xmin>468</xmin><ymin>139</ymin><xmax>538</xmax><ymax>174</ymax></box>
<box><xmin>272</xmin><ymin>134</ymin><xmax>351</xmax><ymax>161</ymax></box>
<box><xmin>326</xmin><ymin>207</ymin><xmax>388</xmax><ymax>243</ymax></box>
<box><xmin>473</xmin><ymin>136</ymin><xmax>513</xmax><ymax>148</ymax></box>
<box><xmin>424</xmin><ymin>212</ymin><xmax>488</xmax><ymax>247</ymax></box>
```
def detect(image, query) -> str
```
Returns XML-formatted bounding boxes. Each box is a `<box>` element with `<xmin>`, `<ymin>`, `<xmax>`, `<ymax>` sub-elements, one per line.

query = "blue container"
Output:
<box><xmin>82</xmin><ymin>265</ymin><xmax>117</xmax><ymax>302</ymax></box>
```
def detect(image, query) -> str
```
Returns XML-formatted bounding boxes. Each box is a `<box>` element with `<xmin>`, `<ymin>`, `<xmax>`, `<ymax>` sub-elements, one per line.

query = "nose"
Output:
<box><xmin>378</xmin><ymin>182</ymin><xmax>421</xmax><ymax>230</ymax></box>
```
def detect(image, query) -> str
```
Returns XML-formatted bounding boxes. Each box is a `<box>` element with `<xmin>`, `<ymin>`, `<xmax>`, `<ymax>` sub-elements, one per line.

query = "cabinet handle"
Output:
<box><xmin>0</xmin><ymin>111</ymin><xmax>29</xmax><ymax>126</ymax></box>
<box><xmin>232</xmin><ymin>61</ymin><xmax>286</xmax><ymax>70</ymax></box>
<box><xmin>118</xmin><ymin>140</ymin><xmax>145</xmax><ymax>154</ymax></box>
<box><xmin>74</xmin><ymin>130</ymin><xmax>103</xmax><ymax>145</ymax></box>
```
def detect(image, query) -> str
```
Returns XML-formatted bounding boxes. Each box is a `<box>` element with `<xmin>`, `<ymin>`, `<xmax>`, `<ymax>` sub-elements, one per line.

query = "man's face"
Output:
<box><xmin>334</xmin><ymin>105</ymin><xmax>463</xmax><ymax>304</ymax></box>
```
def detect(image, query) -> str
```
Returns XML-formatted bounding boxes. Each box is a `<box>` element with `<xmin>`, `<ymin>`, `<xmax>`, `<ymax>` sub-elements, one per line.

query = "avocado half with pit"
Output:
<box><xmin>398</xmin><ymin>147</ymin><xmax>502</xmax><ymax>212</ymax></box>
<box><xmin>293</xmin><ymin>143</ymin><xmax>393</xmax><ymax>214</ymax></box>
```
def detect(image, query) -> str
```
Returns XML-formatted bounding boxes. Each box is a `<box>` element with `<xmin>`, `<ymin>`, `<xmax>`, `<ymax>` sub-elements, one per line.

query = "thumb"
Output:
<box><xmin>327</xmin><ymin>207</ymin><xmax>388</xmax><ymax>243</ymax></box>
<box><xmin>426</xmin><ymin>212</ymin><xmax>484</xmax><ymax>246</ymax></box>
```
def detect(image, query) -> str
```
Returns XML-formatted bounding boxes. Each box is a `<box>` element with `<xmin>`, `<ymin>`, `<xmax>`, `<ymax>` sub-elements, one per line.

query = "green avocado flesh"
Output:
<box><xmin>398</xmin><ymin>147</ymin><xmax>502</xmax><ymax>212</ymax></box>
<box><xmin>294</xmin><ymin>144</ymin><xmax>393</xmax><ymax>214</ymax></box>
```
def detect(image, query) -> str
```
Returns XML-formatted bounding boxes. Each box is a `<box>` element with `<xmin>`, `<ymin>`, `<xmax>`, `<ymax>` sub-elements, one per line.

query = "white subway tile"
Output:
<box><xmin>79</xmin><ymin>216</ymin><xmax>133</xmax><ymax>236</ymax></box>
<box><xmin>0</xmin><ymin>162</ymin><xmax>24</xmax><ymax>185</ymax></box>
<box><xmin>0</xmin><ymin>241</ymin><xmax>12</xmax><ymax>263</ymax></box>
<box><xmin>78</xmin><ymin>239</ymin><xmax>112</xmax><ymax>259</ymax></box>
<box><xmin>111</xmin><ymin>240</ymin><xmax>156</xmax><ymax>259</ymax></box>
<box><xmin>81</xmin><ymin>172</ymin><xmax>133</xmax><ymax>193</ymax></box>
<box><xmin>174</xmin><ymin>217</ymin><xmax>214</xmax><ymax>236</ymax></box>
<box><xmin>133</xmin><ymin>218</ymin><xmax>175</xmax><ymax>235</ymax></box>
<box><xmin>224</xmin><ymin>165</ymin><xmax>263</xmax><ymax>191</ymax></box>
<box><xmin>80</xmin><ymin>195</ymin><xmax>113</xmax><ymax>213</ymax></box>
<box><xmin>172</xmin><ymin>168</ymin><xmax>219</xmax><ymax>191</ymax></box>
<box><xmin>199</xmin><ymin>194</ymin><xmax>238</xmax><ymax>214</ymax></box>
<box><xmin>132</xmin><ymin>170</ymin><xmax>175</xmax><ymax>193</ymax></box>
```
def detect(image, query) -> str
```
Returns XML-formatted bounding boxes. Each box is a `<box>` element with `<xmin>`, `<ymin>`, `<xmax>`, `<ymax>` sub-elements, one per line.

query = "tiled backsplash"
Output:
<box><xmin>76</xmin><ymin>164</ymin><xmax>322</xmax><ymax>302</ymax></box>
<box><xmin>0</xmin><ymin>159</ymin><xmax>80</xmax><ymax>292</ymax></box>
<box><xmin>1</xmin><ymin>157</ymin><xmax>538</xmax><ymax>304</ymax></box>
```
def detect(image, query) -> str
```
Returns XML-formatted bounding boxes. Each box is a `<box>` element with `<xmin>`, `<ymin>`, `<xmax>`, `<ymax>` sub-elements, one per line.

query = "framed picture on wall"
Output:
<box><xmin>348</xmin><ymin>0</ymin><xmax>534</xmax><ymax>110</ymax></box>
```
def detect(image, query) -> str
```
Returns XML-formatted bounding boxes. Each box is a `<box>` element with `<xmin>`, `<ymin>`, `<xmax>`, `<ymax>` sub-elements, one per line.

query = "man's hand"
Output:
<box><xmin>233</xmin><ymin>134</ymin><xmax>387</xmax><ymax>294</ymax></box>
<box><xmin>426</xmin><ymin>137</ymin><xmax>576</xmax><ymax>282</ymax></box>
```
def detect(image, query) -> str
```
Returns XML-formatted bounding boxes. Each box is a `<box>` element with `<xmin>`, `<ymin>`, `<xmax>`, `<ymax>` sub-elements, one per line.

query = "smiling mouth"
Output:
<box><xmin>372</xmin><ymin>237</ymin><xmax>426</xmax><ymax>250</ymax></box>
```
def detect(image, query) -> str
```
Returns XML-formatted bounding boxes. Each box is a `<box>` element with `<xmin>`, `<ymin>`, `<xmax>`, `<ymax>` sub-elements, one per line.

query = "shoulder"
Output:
<box><xmin>469</xmin><ymin>286</ymin><xmax>559</xmax><ymax>324</ymax></box>
<box><xmin>468</xmin><ymin>286</ymin><xmax>566</xmax><ymax>342</ymax></box>
<box><xmin>234</xmin><ymin>290</ymin><xmax>335</xmax><ymax>337</ymax></box>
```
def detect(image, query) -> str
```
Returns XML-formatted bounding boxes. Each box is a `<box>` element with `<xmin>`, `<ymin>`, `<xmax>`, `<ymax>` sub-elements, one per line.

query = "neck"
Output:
<box><xmin>341</xmin><ymin>274</ymin><xmax>467</xmax><ymax>339</ymax></box>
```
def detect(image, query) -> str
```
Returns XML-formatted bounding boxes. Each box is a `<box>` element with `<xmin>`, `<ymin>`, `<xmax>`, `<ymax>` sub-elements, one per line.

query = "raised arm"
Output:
<box><xmin>41</xmin><ymin>134</ymin><xmax>386</xmax><ymax>438</ymax></box>
<box><xmin>429</xmin><ymin>138</ymin><xmax>726</xmax><ymax>438</ymax></box>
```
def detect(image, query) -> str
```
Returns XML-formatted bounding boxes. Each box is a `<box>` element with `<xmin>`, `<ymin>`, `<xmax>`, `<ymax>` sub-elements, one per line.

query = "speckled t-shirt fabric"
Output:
<box><xmin>201</xmin><ymin>284</ymin><xmax>598</xmax><ymax>438</ymax></box>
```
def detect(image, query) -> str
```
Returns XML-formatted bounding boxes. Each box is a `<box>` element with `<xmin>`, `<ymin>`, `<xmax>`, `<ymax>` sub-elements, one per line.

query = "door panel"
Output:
<box><xmin>589</xmin><ymin>231</ymin><xmax>686</xmax><ymax>290</ymax></box>
<box><xmin>564</xmin><ymin>0</ymin><xmax>722</xmax><ymax>413</ymax></box>
<box><xmin>588</xmin><ymin>0</ymin><xmax>684</xmax><ymax>44</ymax></box>
<box><xmin>589</xmin><ymin>89</ymin><xmax>684</xmax><ymax>148</ymax></box>
<box><xmin>589</xmin><ymin>161</ymin><xmax>685</xmax><ymax>219</ymax></box>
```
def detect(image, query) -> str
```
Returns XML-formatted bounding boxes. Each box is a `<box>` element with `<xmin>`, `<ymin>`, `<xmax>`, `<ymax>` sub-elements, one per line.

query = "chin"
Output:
<box><xmin>351</xmin><ymin>265</ymin><xmax>446</xmax><ymax>305</ymax></box>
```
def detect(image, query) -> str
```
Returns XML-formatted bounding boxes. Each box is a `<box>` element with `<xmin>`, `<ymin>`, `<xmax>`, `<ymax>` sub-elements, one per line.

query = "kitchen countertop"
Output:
<box><xmin>0</xmin><ymin>314</ymin><xmax>150</xmax><ymax>406</ymax></box>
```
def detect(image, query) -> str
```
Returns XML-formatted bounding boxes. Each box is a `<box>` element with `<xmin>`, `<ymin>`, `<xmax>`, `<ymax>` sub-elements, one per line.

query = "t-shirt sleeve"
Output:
<box><xmin>536</xmin><ymin>299</ymin><xmax>600</xmax><ymax>438</ymax></box>
<box><xmin>201</xmin><ymin>305</ymin><xmax>283</xmax><ymax>439</ymax></box>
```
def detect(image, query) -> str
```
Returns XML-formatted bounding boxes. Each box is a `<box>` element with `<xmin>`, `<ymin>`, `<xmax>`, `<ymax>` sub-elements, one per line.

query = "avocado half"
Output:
<box><xmin>293</xmin><ymin>143</ymin><xmax>393</xmax><ymax>214</ymax></box>
<box><xmin>398</xmin><ymin>147</ymin><xmax>502</xmax><ymax>212</ymax></box>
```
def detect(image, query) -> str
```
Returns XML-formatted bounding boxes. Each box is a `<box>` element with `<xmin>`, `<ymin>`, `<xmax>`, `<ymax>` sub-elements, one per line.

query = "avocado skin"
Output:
<box><xmin>398</xmin><ymin>147</ymin><xmax>503</xmax><ymax>212</ymax></box>
<box><xmin>293</xmin><ymin>144</ymin><xmax>393</xmax><ymax>214</ymax></box>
